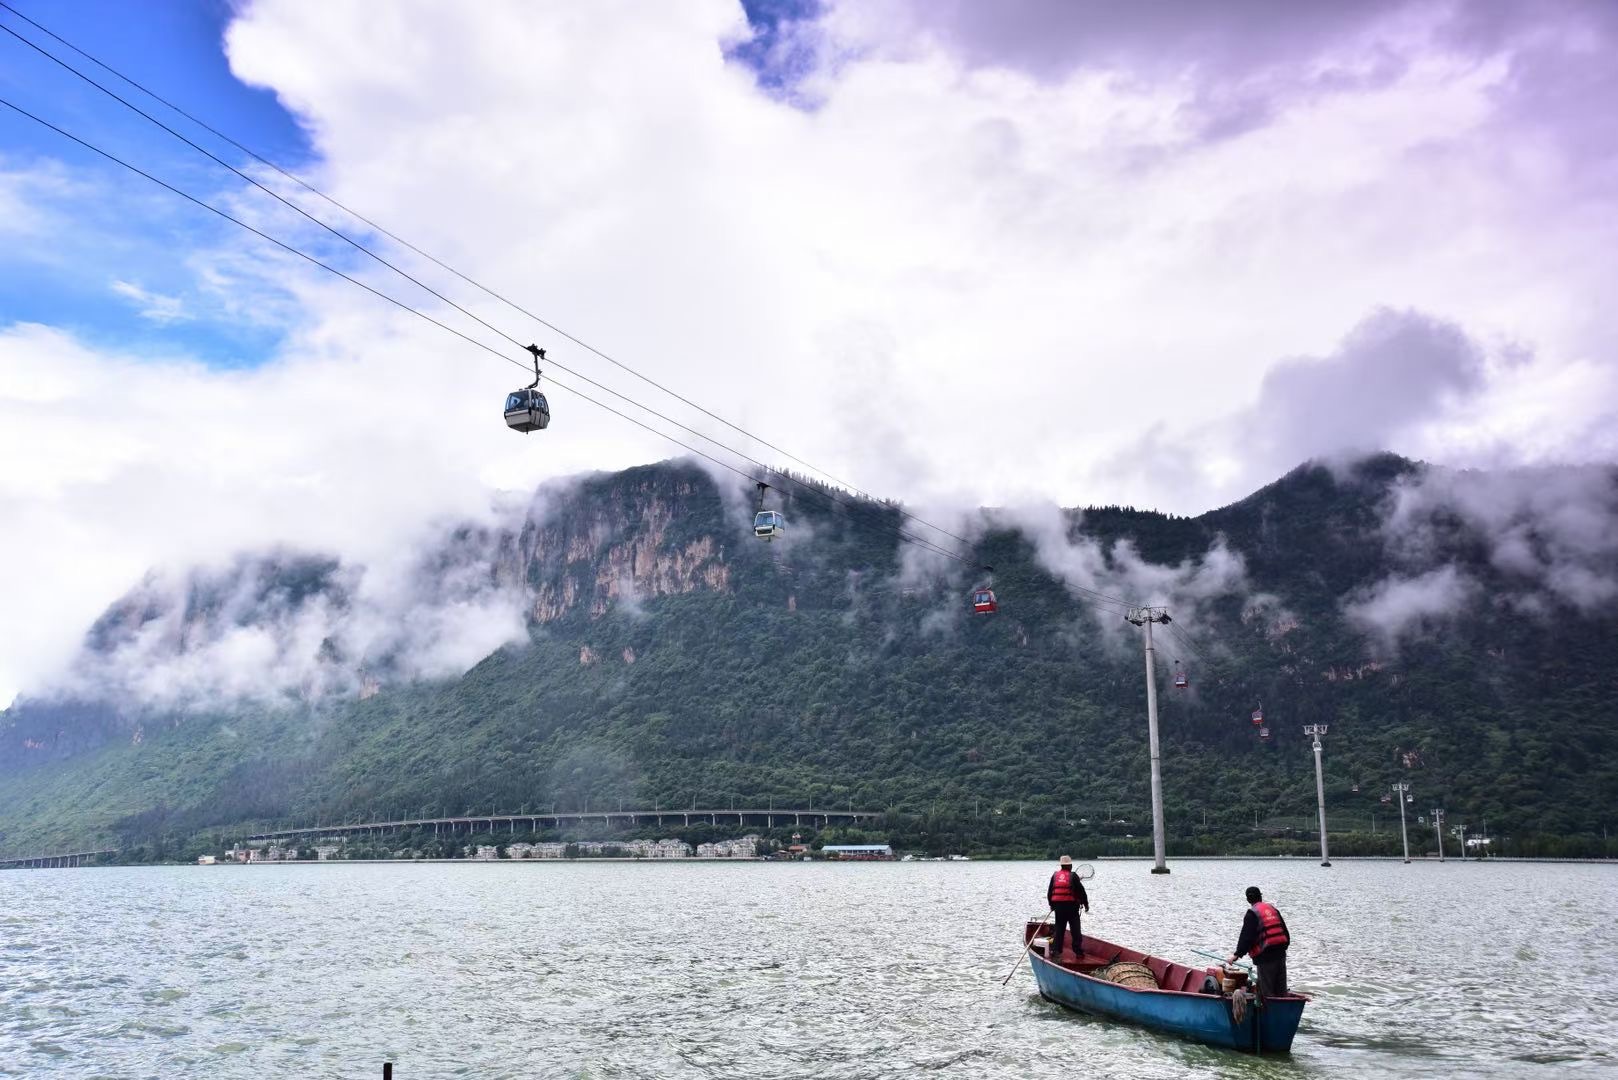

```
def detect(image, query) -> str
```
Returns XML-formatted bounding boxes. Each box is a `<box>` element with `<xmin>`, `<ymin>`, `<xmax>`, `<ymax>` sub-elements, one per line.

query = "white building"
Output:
<box><xmin>696</xmin><ymin>835</ymin><xmax>761</xmax><ymax>858</ymax></box>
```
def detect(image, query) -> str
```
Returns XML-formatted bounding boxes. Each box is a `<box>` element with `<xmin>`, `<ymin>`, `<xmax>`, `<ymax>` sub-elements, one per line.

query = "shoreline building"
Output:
<box><xmin>822</xmin><ymin>844</ymin><xmax>894</xmax><ymax>861</ymax></box>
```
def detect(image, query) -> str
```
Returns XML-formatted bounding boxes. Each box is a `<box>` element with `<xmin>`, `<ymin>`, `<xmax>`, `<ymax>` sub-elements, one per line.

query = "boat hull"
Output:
<box><xmin>1027</xmin><ymin>949</ymin><xmax>1305</xmax><ymax>1053</ymax></box>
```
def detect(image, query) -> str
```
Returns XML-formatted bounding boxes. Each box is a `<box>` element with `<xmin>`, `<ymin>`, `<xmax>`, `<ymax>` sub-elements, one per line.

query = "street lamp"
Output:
<box><xmin>1392</xmin><ymin>782</ymin><xmax>1411</xmax><ymax>863</ymax></box>
<box><xmin>1303</xmin><ymin>724</ymin><xmax>1331</xmax><ymax>867</ymax></box>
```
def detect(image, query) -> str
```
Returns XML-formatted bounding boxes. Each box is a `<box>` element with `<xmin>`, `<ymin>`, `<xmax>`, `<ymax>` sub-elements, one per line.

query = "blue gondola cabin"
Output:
<box><xmin>504</xmin><ymin>389</ymin><xmax>550</xmax><ymax>432</ymax></box>
<box><xmin>754</xmin><ymin>510</ymin><xmax>785</xmax><ymax>541</ymax></box>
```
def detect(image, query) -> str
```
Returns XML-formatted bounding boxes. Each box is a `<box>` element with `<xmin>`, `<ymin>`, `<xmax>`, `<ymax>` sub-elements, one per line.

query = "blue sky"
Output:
<box><xmin>0</xmin><ymin>0</ymin><xmax>804</xmax><ymax>368</ymax></box>
<box><xmin>0</xmin><ymin>0</ymin><xmax>314</xmax><ymax>365</ymax></box>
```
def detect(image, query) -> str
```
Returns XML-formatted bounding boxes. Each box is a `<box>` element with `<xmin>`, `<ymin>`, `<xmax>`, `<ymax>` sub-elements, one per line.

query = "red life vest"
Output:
<box><xmin>1050</xmin><ymin>869</ymin><xmax>1078</xmax><ymax>903</ymax></box>
<box><xmin>1250</xmin><ymin>902</ymin><xmax>1289</xmax><ymax>956</ymax></box>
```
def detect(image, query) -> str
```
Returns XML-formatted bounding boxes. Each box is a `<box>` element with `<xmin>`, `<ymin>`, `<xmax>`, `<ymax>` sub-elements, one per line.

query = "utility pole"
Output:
<box><xmin>1432</xmin><ymin>808</ymin><xmax>1445</xmax><ymax>861</ymax></box>
<box><xmin>1392</xmin><ymin>783</ymin><xmax>1411</xmax><ymax>863</ymax></box>
<box><xmin>1125</xmin><ymin>606</ymin><xmax>1172</xmax><ymax>874</ymax></box>
<box><xmin>1303</xmin><ymin>724</ymin><xmax>1331</xmax><ymax>867</ymax></box>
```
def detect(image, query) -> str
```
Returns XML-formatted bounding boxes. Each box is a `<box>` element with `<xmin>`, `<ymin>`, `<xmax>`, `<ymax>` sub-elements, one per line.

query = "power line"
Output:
<box><xmin>0</xmin><ymin>0</ymin><xmax>974</xmax><ymax>550</ymax></box>
<box><xmin>0</xmin><ymin>24</ymin><xmax>974</xmax><ymax>564</ymax></box>
<box><xmin>0</xmin><ymin>92</ymin><xmax>967</xmax><ymax>569</ymax></box>
<box><xmin>0</xmin><ymin>13</ymin><xmax>981</xmax><ymax>562</ymax></box>
<box><xmin>2</xmin><ymin>80</ymin><xmax>1207</xmax><ymax>639</ymax></box>
<box><xmin>5</xmin><ymin>90</ymin><xmax>1178</xmax><ymax>632</ymax></box>
<box><xmin>0</xmin><ymin>31</ymin><xmax>1190</xmax><ymax>623</ymax></box>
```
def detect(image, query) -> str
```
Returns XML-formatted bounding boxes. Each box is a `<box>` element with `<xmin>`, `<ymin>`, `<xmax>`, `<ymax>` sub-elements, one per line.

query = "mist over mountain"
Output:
<box><xmin>1</xmin><ymin>452</ymin><xmax>1614</xmax><ymax>858</ymax></box>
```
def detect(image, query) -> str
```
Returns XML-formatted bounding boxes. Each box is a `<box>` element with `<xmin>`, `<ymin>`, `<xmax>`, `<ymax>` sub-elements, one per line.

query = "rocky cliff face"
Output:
<box><xmin>0</xmin><ymin>461</ymin><xmax>740</xmax><ymax>768</ymax></box>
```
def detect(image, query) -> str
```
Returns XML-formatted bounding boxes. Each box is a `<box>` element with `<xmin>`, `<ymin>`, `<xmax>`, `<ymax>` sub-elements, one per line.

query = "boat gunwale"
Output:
<box><xmin>1024</xmin><ymin>932</ymin><xmax>1310</xmax><ymax>1004</ymax></box>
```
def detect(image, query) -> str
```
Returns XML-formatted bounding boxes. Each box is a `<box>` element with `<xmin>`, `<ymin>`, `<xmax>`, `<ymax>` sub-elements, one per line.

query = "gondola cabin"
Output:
<box><xmin>1173</xmin><ymin>668</ymin><xmax>1188</xmax><ymax>690</ymax></box>
<box><xmin>971</xmin><ymin>588</ymin><xmax>997</xmax><ymax>614</ymax></box>
<box><xmin>504</xmin><ymin>389</ymin><xmax>550</xmax><ymax>432</ymax></box>
<box><xmin>1251</xmin><ymin>707</ymin><xmax>1264</xmax><ymax>726</ymax></box>
<box><xmin>1258</xmin><ymin>726</ymin><xmax>1270</xmax><ymax>741</ymax></box>
<box><xmin>753</xmin><ymin>509</ymin><xmax>786</xmax><ymax>541</ymax></box>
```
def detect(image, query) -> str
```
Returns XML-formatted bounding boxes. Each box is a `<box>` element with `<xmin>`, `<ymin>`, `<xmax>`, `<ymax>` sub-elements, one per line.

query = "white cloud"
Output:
<box><xmin>1344</xmin><ymin>565</ymin><xmax>1477</xmax><ymax>650</ymax></box>
<box><xmin>109</xmin><ymin>280</ymin><xmax>192</xmax><ymax>324</ymax></box>
<box><xmin>3</xmin><ymin>0</ymin><xmax>1616</xmax><ymax>701</ymax></box>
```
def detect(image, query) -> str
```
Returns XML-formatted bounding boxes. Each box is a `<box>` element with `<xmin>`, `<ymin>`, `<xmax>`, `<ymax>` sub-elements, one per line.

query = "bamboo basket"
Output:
<box><xmin>1095</xmin><ymin>961</ymin><xmax>1158</xmax><ymax>990</ymax></box>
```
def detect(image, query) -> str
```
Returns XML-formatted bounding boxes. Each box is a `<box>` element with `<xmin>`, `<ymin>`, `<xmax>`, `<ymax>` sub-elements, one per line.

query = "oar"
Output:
<box><xmin>1191</xmin><ymin>947</ymin><xmax>1253</xmax><ymax>973</ymax></box>
<box><xmin>1001</xmin><ymin>910</ymin><xmax>1052</xmax><ymax>986</ymax></box>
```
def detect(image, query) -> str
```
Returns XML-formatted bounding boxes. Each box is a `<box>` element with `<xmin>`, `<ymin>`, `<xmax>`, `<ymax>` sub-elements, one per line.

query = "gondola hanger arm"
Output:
<box><xmin>524</xmin><ymin>344</ymin><xmax>545</xmax><ymax>389</ymax></box>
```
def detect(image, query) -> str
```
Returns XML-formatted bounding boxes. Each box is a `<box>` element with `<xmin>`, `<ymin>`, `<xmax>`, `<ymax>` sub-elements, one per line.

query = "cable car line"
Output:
<box><xmin>0</xmin><ymin>2</ymin><xmax>976</xmax><ymax>552</ymax></box>
<box><xmin>1164</xmin><ymin>621</ymin><xmax>1206</xmax><ymax>661</ymax></box>
<box><xmin>0</xmin><ymin>4</ymin><xmax>1232</xmax><ymax>644</ymax></box>
<box><xmin>0</xmin><ymin>91</ymin><xmax>969</xmax><ymax>572</ymax></box>
<box><xmin>0</xmin><ymin>16</ymin><xmax>983</xmax><ymax>564</ymax></box>
<box><xmin>4</xmin><ymin>78</ymin><xmax>1152</xmax><ymax>625</ymax></box>
<box><xmin>2</xmin><ymin>56</ymin><xmax>1183</xmax><ymax>623</ymax></box>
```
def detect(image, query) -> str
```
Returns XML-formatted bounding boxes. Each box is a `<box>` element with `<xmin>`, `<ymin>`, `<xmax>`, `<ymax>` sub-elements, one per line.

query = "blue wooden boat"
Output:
<box><xmin>1022</xmin><ymin>921</ymin><xmax>1307</xmax><ymax>1053</ymax></box>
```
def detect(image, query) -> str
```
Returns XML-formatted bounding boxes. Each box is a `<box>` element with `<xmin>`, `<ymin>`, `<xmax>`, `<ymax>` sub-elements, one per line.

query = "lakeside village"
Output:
<box><xmin>198</xmin><ymin>832</ymin><xmax>948</xmax><ymax>864</ymax></box>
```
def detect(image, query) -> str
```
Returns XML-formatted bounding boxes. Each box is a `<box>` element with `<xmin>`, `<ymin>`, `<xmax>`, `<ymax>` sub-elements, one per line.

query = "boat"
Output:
<box><xmin>1022</xmin><ymin>920</ymin><xmax>1307</xmax><ymax>1053</ymax></box>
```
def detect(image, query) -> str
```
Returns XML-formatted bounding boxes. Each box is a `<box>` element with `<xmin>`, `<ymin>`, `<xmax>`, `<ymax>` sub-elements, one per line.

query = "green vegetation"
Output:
<box><xmin>1</xmin><ymin>455</ymin><xmax>1615</xmax><ymax>860</ymax></box>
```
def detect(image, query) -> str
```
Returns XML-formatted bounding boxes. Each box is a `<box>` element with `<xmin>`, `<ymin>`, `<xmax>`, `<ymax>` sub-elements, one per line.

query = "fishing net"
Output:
<box><xmin>1095</xmin><ymin>961</ymin><xmax>1158</xmax><ymax>990</ymax></box>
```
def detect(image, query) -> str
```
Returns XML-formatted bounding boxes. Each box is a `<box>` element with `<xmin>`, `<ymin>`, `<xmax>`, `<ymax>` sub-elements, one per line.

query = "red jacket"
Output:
<box><xmin>1047</xmin><ymin>869</ymin><xmax>1089</xmax><ymax>907</ymax></box>
<box><xmin>1236</xmin><ymin>902</ymin><xmax>1290</xmax><ymax>958</ymax></box>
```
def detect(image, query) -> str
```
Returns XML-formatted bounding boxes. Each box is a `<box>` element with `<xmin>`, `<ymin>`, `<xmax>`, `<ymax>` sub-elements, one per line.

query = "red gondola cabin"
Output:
<box><xmin>971</xmin><ymin>587</ymin><xmax>997</xmax><ymax>614</ymax></box>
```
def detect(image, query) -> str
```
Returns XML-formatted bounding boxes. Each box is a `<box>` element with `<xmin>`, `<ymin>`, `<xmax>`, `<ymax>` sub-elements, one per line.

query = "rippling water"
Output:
<box><xmin>1</xmin><ymin>859</ymin><xmax>1614</xmax><ymax>1078</ymax></box>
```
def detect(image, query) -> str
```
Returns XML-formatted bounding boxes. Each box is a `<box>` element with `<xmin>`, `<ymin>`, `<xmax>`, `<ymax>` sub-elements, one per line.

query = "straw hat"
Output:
<box><xmin>1059</xmin><ymin>855</ymin><xmax>1072</xmax><ymax>866</ymax></box>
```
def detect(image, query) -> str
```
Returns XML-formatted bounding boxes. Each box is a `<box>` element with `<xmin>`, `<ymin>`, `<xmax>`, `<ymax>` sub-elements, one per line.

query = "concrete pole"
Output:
<box><xmin>1305</xmin><ymin>724</ymin><xmax>1330</xmax><ymax>866</ymax></box>
<box><xmin>1142</xmin><ymin>615</ymin><xmax>1169</xmax><ymax>874</ymax></box>
<box><xmin>1433</xmin><ymin>809</ymin><xmax>1445</xmax><ymax>861</ymax></box>
<box><xmin>1394</xmin><ymin>783</ymin><xmax>1410</xmax><ymax>863</ymax></box>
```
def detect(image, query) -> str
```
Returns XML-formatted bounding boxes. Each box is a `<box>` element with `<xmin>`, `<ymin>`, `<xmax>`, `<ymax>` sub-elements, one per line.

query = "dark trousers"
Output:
<box><xmin>1050</xmin><ymin>902</ymin><xmax>1082</xmax><ymax>957</ymax></box>
<box><xmin>1254</xmin><ymin>951</ymin><xmax>1288</xmax><ymax>997</ymax></box>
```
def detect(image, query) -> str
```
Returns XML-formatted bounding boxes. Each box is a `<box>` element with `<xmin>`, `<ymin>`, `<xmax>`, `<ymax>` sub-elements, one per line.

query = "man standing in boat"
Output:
<box><xmin>1046</xmin><ymin>855</ymin><xmax>1089</xmax><ymax>959</ymax></box>
<box><xmin>1229</xmin><ymin>886</ymin><xmax>1289</xmax><ymax>997</ymax></box>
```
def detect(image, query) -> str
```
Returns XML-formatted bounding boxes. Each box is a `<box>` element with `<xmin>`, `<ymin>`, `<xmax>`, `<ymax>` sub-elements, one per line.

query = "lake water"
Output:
<box><xmin>1</xmin><ymin>858</ymin><xmax>1614</xmax><ymax>1079</ymax></box>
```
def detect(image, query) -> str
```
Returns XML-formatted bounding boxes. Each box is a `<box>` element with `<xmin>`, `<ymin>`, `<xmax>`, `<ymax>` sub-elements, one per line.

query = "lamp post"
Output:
<box><xmin>1125</xmin><ymin>606</ymin><xmax>1173</xmax><ymax>874</ymax></box>
<box><xmin>1432</xmin><ymin>808</ymin><xmax>1445</xmax><ymax>862</ymax></box>
<box><xmin>1303</xmin><ymin>724</ymin><xmax>1331</xmax><ymax>867</ymax></box>
<box><xmin>1392</xmin><ymin>782</ymin><xmax>1411</xmax><ymax>863</ymax></box>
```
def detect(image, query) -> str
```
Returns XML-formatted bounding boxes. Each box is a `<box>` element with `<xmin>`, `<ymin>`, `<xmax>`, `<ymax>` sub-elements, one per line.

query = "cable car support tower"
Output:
<box><xmin>1124</xmin><ymin>606</ymin><xmax>1173</xmax><ymax>874</ymax></box>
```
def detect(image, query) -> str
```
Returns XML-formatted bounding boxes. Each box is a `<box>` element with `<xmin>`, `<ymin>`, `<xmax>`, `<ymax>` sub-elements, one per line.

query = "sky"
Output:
<box><xmin>1</xmin><ymin>0</ymin><xmax>1616</xmax><ymax>705</ymax></box>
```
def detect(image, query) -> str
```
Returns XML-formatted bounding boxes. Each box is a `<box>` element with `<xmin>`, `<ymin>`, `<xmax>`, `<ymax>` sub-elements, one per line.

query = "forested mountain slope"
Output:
<box><xmin>2</xmin><ymin>454</ymin><xmax>1614</xmax><ymax>858</ymax></box>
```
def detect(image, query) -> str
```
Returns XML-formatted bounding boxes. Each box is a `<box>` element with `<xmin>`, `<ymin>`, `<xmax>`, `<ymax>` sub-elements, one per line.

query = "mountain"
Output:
<box><xmin>2</xmin><ymin>454</ymin><xmax>1616</xmax><ymax>860</ymax></box>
